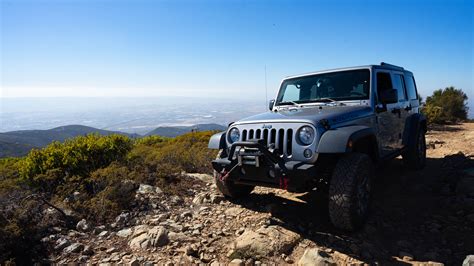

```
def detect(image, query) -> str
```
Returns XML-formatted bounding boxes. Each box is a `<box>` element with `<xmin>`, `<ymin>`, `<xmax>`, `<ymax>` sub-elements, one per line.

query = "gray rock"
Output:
<box><xmin>181</xmin><ymin>211</ymin><xmax>193</xmax><ymax>218</ymax></box>
<box><xmin>297</xmin><ymin>248</ymin><xmax>336</xmax><ymax>266</ymax></box>
<box><xmin>115</xmin><ymin>212</ymin><xmax>131</xmax><ymax>225</ymax></box>
<box><xmin>76</xmin><ymin>219</ymin><xmax>90</xmax><ymax>232</ymax></box>
<box><xmin>192</xmin><ymin>192</ymin><xmax>209</xmax><ymax>205</ymax></box>
<box><xmin>63</xmin><ymin>242</ymin><xmax>84</xmax><ymax>253</ymax></box>
<box><xmin>229</xmin><ymin>259</ymin><xmax>244</xmax><ymax>266</ymax></box>
<box><xmin>225</xmin><ymin>207</ymin><xmax>243</xmax><ymax>217</ymax></box>
<box><xmin>98</xmin><ymin>230</ymin><xmax>109</xmax><ymax>237</ymax></box>
<box><xmin>463</xmin><ymin>255</ymin><xmax>474</xmax><ymax>266</ymax></box>
<box><xmin>229</xmin><ymin>225</ymin><xmax>300</xmax><ymax>258</ymax></box>
<box><xmin>117</xmin><ymin>228</ymin><xmax>133</xmax><ymax>238</ymax></box>
<box><xmin>54</xmin><ymin>238</ymin><xmax>70</xmax><ymax>250</ymax></box>
<box><xmin>129</xmin><ymin>226</ymin><xmax>169</xmax><ymax>250</ymax></box>
<box><xmin>137</xmin><ymin>184</ymin><xmax>155</xmax><ymax>194</ymax></box>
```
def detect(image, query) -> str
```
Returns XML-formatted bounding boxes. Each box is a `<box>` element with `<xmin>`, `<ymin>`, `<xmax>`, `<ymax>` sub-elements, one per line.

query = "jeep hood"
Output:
<box><xmin>234</xmin><ymin>105</ymin><xmax>373</xmax><ymax>126</ymax></box>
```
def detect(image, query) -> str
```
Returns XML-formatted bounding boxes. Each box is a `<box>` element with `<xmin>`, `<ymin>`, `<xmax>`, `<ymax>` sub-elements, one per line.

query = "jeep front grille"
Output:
<box><xmin>240</xmin><ymin>128</ymin><xmax>293</xmax><ymax>156</ymax></box>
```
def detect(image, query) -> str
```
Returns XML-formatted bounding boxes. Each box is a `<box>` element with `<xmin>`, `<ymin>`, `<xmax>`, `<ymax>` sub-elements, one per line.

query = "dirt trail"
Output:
<box><xmin>47</xmin><ymin>123</ymin><xmax>474</xmax><ymax>265</ymax></box>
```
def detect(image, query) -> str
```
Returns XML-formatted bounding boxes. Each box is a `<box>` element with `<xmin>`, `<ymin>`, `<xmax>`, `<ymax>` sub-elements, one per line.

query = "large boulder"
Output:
<box><xmin>297</xmin><ymin>248</ymin><xmax>336</xmax><ymax>266</ymax></box>
<box><xmin>229</xmin><ymin>225</ymin><xmax>300</xmax><ymax>259</ymax></box>
<box><xmin>463</xmin><ymin>255</ymin><xmax>474</xmax><ymax>266</ymax></box>
<box><xmin>129</xmin><ymin>226</ymin><xmax>169</xmax><ymax>250</ymax></box>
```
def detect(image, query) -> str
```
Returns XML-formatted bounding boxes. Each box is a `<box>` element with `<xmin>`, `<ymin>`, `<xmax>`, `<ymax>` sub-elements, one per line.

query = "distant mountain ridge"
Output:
<box><xmin>0</xmin><ymin>123</ymin><xmax>226</xmax><ymax>158</ymax></box>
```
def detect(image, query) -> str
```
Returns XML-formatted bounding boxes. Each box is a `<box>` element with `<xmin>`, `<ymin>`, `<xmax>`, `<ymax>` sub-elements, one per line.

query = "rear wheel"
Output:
<box><xmin>214</xmin><ymin>150</ymin><xmax>254</xmax><ymax>198</ymax></box>
<box><xmin>328</xmin><ymin>153</ymin><xmax>373</xmax><ymax>231</ymax></box>
<box><xmin>403</xmin><ymin>129</ymin><xmax>426</xmax><ymax>170</ymax></box>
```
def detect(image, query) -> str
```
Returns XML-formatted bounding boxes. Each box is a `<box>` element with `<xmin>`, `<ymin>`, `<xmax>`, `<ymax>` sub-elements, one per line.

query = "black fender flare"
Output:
<box><xmin>316</xmin><ymin>125</ymin><xmax>376</xmax><ymax>153</ymax></box>
<box><xmin>208</xmin><ymin>131</ymin><xmax>227</xmax><ymax>150</ymax></box>
<box><xmin>402</xmin><ymin>113</ymin><xmax>427</xmax><ymax>148</ymax></box>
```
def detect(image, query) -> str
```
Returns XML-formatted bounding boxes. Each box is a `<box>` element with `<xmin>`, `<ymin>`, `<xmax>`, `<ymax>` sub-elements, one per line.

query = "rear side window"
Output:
<box><xmin>405</xmin><ymin>75</ymin><xmax>418</xmax><ymax>100</ymax></box>
<box><xmin>393</xmin><ymin>74</ymin><xmax>407</xmax><ymax>101</ymax></box>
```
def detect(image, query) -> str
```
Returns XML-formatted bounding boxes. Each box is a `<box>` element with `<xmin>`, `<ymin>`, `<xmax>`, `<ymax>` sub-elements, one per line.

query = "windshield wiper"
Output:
<box><xmin>277</xmin><ymin>101</ymin><xmax>302</xmax><ymax>107</ymax></box>
<box><xmin>309</xmin><ymin>98</ymin><xmax>345</xmax><ymax>105</ymax></box>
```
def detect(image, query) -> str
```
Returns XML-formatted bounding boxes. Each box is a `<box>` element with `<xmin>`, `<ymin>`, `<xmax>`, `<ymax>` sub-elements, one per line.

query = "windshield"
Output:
<box><xmin>276</xmin><ymin>69</ymin><xmax>370</xmax><ymax>106</ymax></box>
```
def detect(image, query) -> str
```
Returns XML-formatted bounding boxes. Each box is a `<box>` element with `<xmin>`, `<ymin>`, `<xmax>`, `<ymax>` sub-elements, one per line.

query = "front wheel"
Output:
<box><xmin>402</xmin><ymin>129</ymin><xmax>426</xmax><ymax>170</ymax></box>
<box><xmin>328</xmin><ymin>153</ymin><xmax>373</xmax><ymax>231</ymax></box>
<box><xmin>214</xmin><ymin>150</ymin><xmax>254</xmax><ymax>199</ymax></box>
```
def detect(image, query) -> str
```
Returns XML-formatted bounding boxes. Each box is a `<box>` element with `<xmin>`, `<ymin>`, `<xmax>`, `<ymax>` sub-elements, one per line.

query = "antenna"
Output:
<box><xmin>264</xmin><ymin>65</ymin><xmax>268</xmax><ymax>108</ymax></box>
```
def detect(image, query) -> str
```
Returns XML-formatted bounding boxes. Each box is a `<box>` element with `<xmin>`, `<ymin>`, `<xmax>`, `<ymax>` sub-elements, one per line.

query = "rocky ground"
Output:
<box><xmin>41</xmin><ymin>123</ymin><xmax>474</xmax><ymax>265</ymax></box>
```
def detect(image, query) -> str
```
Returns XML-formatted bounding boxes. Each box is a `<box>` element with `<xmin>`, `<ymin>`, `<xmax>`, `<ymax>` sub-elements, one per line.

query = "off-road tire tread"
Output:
<box><xmin>403</xmin><ymin>130</ymin><xmax>426</xmax><ymax>170</ymax></box>
<box><xmin>328</xmin><ymin>153</ymin><xmax>371</xmax><ymax>231</ymax></box>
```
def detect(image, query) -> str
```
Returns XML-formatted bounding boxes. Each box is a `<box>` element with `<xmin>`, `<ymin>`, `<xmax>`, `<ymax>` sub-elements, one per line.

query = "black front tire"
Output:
<box><xmin>214</xmin><ymin>150</ymin><xmax>254</xmax><ymax>199</ymax></box>
<box><xmin>402</xmin><ymin>129</ymin><xmax>426</xmax><ymax>170</ymax></box>
<box><xmin>328</xmin><ymin>153</ymin><xmax>373</xmax><ymax>231</ymax></box>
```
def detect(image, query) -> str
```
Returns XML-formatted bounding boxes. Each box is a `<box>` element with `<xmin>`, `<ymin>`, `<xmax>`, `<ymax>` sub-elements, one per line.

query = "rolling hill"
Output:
<box><xmin>145</xmin><ymin>123</ymin><xmax>226</xmax><ymax>137</ymax></box>
<box><xmin>0</xmin><ymin>125</ymin><xmax>137</xmax><ymax>158</ymax></box>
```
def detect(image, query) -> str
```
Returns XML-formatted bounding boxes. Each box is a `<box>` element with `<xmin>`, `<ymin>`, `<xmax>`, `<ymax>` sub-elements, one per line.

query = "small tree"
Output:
<box><xmin>423</xmin><ymin>86</ymin><xmax>469</xmax><ymax>124</ymax></box>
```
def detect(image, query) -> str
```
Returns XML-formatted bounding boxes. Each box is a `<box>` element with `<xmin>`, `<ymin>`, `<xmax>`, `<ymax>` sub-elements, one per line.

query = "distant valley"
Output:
<box><xmin>0</xmin><ymin>123</ymin><xmax>225</xmax><ymax>158</ymax></box>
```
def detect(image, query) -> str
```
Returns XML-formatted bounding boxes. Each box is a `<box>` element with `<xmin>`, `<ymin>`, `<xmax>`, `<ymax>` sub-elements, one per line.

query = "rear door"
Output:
<box><xmin>391</xmin><ymin>71</ymin><xmax>410</xmax><ymax>149</ymax></box>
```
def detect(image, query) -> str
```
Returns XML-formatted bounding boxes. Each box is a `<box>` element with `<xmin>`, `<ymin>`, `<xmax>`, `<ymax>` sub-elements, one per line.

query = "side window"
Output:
<box><xmin>392</xmin><ymin>74</ymin><xmax>407</xmax><ymax>102</ymax></box>
<box><xmin>376</xmin><ymin>72</ymin><xmax>392</xmax><ymax>102</ymax></box>
<box><xmin>405</xmin><ymin>75</ymin><xmax>418</xmax><ymax>100</ymax></box>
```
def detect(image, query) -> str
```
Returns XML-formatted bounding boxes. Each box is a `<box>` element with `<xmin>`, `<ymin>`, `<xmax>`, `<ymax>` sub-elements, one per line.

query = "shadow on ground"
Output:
<box><xmin>235</xmin><ymin>155</ymin><xmax>474</xmax><ymax>265</ymax></box>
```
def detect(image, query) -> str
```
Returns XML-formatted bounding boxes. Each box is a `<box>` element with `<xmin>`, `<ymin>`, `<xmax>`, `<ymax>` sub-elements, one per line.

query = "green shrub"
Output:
<box><xmin>422</xmin><ymin>87</ymin><xmax>469</xmax><ymax>124</ymax></box>
<box><xmin>19</xmin><ymin>134</ymin><xmax>133</xmax><ymax>190</ymax></box>
<box><xmin>129</xmin><ymin>131</ymin><xmax>217</xmax><ymax>177</ymax></box>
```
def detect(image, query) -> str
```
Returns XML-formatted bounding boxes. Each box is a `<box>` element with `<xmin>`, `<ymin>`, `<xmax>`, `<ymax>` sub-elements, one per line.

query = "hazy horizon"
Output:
<box><xmin>0</xmin><ymin>97</ymin><xmax>267</xmax><ymax>134</ymax></box>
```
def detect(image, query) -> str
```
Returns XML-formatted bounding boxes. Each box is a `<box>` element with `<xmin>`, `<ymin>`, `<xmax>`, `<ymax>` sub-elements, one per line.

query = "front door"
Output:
<box><xmin>375</xmin><ymin>71</ymin><xmax>401</xmax><ymax>157</ymax></box>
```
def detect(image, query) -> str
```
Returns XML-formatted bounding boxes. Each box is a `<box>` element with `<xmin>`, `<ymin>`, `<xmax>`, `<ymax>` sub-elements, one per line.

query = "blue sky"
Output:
<box><xmin>1</xmin><ymin>0</ymin><xmax>473</xmax><ymax>109</ymax></box>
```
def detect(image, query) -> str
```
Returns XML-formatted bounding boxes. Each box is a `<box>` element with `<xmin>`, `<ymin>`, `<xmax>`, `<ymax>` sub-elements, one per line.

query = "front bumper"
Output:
<box><xmin>211</xmin><ymin>140</ymin><xmax>317</xmax><ymax>192</ymax></box>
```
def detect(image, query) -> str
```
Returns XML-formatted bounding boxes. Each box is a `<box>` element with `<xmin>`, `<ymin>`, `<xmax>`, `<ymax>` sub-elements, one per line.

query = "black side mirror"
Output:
<box><xmin>268</xmin><ymin>99</ymin><xmax>275</xmax><ymax>111</ymax></box>
<box><xmin>379</xmin><ymin>89</ymin><xmax>398</xmax><ymax>104</ymax></box>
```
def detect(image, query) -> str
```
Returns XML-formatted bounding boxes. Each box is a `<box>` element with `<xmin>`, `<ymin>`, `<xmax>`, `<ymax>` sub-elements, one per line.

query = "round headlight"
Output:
<box><xmin>228</xmin><ymin>128</ymin><xmax>240</xmax><ymax>143</ymax></box>
<box><xmin>298</xmin><ymin>126</ymin><xmax>315</xmax><ymax>145</ymax></box>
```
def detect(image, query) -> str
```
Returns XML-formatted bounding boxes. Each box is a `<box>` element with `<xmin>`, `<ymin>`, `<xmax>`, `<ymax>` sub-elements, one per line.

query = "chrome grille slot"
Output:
<box><xmin>231</xmin><ymin>122</ymin><xmax>317</xmax><ymax>161</ymax></box>
<box><xmin>263</xmin><ymin>129</ymin><xmax>269</xmax><ymax>145</ymax></box>
<box><xmin>278</xmin><ymin>129</ymin><xmax>284</xmax><ymax>153</ymax></box>
<box><xmin>287</xmin><ymin>129</ymin><xmax>293</xmax><ymax>156</ymax></box>
<box><xmin>270</xmin><ymin>129</ymin><xmax>276</xmax><ymax>145</ymax></box>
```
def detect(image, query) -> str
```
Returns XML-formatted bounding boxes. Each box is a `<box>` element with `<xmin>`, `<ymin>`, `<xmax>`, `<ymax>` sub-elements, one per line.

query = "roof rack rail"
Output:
<box><xmin>380</xmin><ymin>62</ymin><xmax>404</xmax><ymax>70</ymax></box>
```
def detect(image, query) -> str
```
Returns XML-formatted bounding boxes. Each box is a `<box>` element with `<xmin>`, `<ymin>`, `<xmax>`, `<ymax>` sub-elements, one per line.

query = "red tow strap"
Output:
<box><xmin>279</xmin><ymin>176</ymin><xmax>289</xmax><ymax>190</ymax></box>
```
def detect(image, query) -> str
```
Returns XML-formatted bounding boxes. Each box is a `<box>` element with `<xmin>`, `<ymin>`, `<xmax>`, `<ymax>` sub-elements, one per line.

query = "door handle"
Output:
<box><xmin>404</xmin><ymin>106</ymin><xmax>412</xmax><ymax>111</ymax></box>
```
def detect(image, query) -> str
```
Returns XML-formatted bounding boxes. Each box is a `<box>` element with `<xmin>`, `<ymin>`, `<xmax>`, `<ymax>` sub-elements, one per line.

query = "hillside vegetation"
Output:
<box><xmin>0</xmin><ymin>131</ymin><xmax>217</xmax><ymax>263</ymax></box>
<box><xmin>0</xmin><ymin>124</ymin><xmax>225</xmax><ymax>158</ymax></box>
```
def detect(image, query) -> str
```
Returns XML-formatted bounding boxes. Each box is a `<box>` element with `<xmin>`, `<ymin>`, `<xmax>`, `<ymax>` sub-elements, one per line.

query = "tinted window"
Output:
<box><xmin>405</xmin><ymin>75</ymin><xmax>418</xmax><ymax>100</ymax></box>
<box><xmin>376</xmin><ymin>72</ymin><xmax>392</xmax><ymax>102</ymax></box>
<box><xmin>276</xmin><ymin>69</ymin><xmax>370</xmax><ymax>105</ymax></box>
<box><xmin>393</xmin><ymin>74</ymin><xmax>407</xmax><ymax>101</ymax></box>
